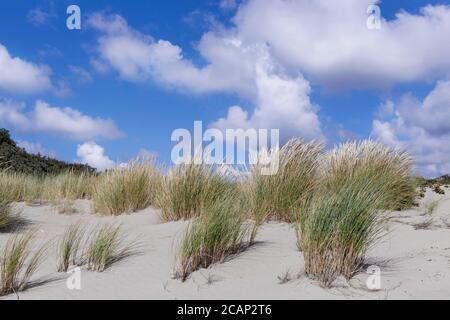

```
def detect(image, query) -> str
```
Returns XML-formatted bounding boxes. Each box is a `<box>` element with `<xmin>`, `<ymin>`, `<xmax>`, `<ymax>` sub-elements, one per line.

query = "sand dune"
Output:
<box><xmin>0</xmin><ymin>188</ymin><xmax>449</xmax><ymax>300</ymax></box>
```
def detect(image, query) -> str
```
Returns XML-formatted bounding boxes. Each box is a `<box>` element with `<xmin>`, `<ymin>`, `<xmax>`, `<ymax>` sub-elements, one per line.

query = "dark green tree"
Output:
<box><xmin>0</xmin><ymin>128</ymin><xmax>95</xmax><ymax>175</ymax></box>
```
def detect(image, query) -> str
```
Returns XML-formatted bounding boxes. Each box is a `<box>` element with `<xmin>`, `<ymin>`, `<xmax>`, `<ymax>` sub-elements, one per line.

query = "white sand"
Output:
<box><xmin>0</xmin><ymin>188</ymin><xmax>449</xmax><ymax>300</ymax></box>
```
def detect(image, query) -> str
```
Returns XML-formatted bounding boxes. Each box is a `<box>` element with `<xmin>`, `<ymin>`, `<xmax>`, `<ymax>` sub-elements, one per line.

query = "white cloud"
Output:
<box><xmin>27</xmin><ymin>3</ymin><xmax>57</xmax><ymax>27</ymax></box>
<box><xmin>76</xmin><ymin>141</ymin><xmax>114</xmax><ymax>171</ymax></box>
<box><xmin>231</xmin><ymin>0</ymin><xmax>450</xmax><ymax>90</ymax></box>
<box><xmin>17</xmin><ymin>140</ymin><xmax>57</xmax><ymax>158</ymax></box>
<box><xmin>0</xmin><ymin>100</ymin><xmax>123</xmax><ymax>141</ymax></box>
<box><xmin>211</xmin><ymin>51</ymin><xmax>323</xmax><ymax>142</ymax></box>
<box><xmin>69</xmin><ymin>66</ymin><xmax>94</xmax><ymax>84</ymax></box>
<box><xmin>89</xmin><ymin>13</ymin><xmax>324</xmax><ymax>141</ymax></box>
<box><xmin>220</xmin><ymin>0</ymin><xmax>238</xmax><ymax>11</ymax></box>
<box><xmin>89</xmin><ymin>2</ymin><xmax>450</xmax><ymax>94</ymax></box>
<box><xmin>88</xmin><ymin>13</ymin><xmax>257</xmax><ymax>97</ymax></box>
<box><xmin>0</xmin><ymin>43</ymin><xmax>52</xmax><ymax>93</ymax></box>
<box><xmin>372</xmin><ymin>81</ymin><xmax>450</xmax><ymax>177</ymax></box>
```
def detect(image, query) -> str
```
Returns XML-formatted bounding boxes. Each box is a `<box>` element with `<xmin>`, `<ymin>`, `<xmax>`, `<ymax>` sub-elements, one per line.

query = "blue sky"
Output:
<box><xmin>0</xmin><ymin>0</ymin><xmax>449</xmax><ymax>176</ymax></box>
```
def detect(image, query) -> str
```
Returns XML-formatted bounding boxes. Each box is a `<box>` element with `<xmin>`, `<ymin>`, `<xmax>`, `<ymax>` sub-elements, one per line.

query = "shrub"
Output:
<box><xmin>92</xmin><ymin>161</ymin><xmax>162</xmax><ymax>215</ymax></box>
<box><xmin>0</xmin><ymin>230</ymin><xmax>47</xmax><ymax>296</ymax></box>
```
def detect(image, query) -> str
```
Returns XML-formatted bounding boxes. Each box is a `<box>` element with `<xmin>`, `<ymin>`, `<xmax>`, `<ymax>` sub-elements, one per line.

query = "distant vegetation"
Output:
<box><xmin>416</xmin><ymin>175</ymin><xmax>450</xmax><ymax>196</ymax></box>
<box><xmin>0</xmin><ymin>128</ymin><xmax>94</xmax><ymax>175</ymax></box>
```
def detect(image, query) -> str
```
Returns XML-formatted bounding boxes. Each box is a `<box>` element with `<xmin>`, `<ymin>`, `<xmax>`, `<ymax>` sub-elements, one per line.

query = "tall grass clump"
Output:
<box><xmin>176</xmin><ymin>191</ymin><xmax>251</xmax><ymax>281</ymax></box>
<box><xmin>157</xmin><ymin>158</ymin><xmax>233</xmax><ymax>221</ymax></box>
<box><xmin>321</xmin><ymin>140</ymin><xmax>415</xmax><ymax>211</ymax></box>
<box><xmin>92</xmin><ymin>161</ymin><xmax>162</xmax><ymax>215</ymax></box>
<box><xmin>0</xmin><ymin>170</ymin><xmax>43</xmax><ymax>203</ymax></box>
<box><xmin>57</xmin><ymin>223</ymin><xmax>85</xmax><ymax>272</ymax></box>
<box><xmin>0</xmin><ymin>169</ymin><xmax>95</xmax><ymax>204</ymax></box>
<box><xmin>0</xmin><ymin>200</ymin><xmax>13</xmax><ymax>231</ymax></box>
<box><xmin>85</xmin><ymin>224</ymin><xmax>139</xmax><ymax>272</ymax></box>
<box><xmin>298</xmin><ymin>141</ymin><xmax>413</xmax><ymax>286</ymax></box>
<box><xmin>0</xmin><ymin>231</ymin><xmax>47</xmax><ymax>296</ymax></box>
<box><xmin>43</xmin><ymin>170</ymin><xmax>95</xmax><ymax>201</ymax></box>
<box><xmin>245</xmin><ymin>139</ymin><xmax>323</xmax><ymax>224</ymax></box>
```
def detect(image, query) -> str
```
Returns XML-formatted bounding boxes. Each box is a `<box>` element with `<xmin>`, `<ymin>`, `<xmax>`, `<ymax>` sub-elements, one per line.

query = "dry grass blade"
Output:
<box><xmin>85</xmin><ymin>224</ymin><xmax>141</xmax><ymax>272</ymax></box>
<box><xmin>157</xmin><ymin>156</ymin><xmax>233</xmax><ymax>221</ymax></box>
<box><xmin>0</xmin><ymin>230</ymin><xmax>48</xmax><ymax>296</ymax></box>
<box><xmin>0</xmin><ymin>201</ymin><xmax>13</xmax><ymax>231</ymax></box>
<box><xmin>175</xmin><ymin>191</ymin><xmax>251</xmax><ymax>281</ymax></box>
<box><xmin>245</xmin><ymin>139</ymin><xmax>323</xmax><ymax>226</ymax></box>
<box><xmin>57</xmin><ymin>222</ymin><xmax>85</xmax><ymax>272</ymax></box>
<box><xmin>298</xmin><ymin>140</ymin><xmax>413</xmax><ymax>286</ymax></box>
<box><xmin>93</xmin><ymin>161</ymin><xmax>162</xmax><ymax>215</ymax></box>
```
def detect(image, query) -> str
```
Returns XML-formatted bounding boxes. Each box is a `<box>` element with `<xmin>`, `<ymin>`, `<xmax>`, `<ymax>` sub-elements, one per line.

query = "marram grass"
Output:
<box><xmin>157</xmin><ymin>159</ymin><xmax>234</xmax><ymax>221</ymax></box>
<box><xmin>175</xmin><ymin>191</ymin><xmax>251</xmax><ymax>281</ymax></box>
<box><xmin>0</xmin><ymin>169</ymin><xmax>95</xmax><ymax>204</ymax></box>
<box><xmin>0</xmin><ymin>230</ymin><xmax>47</xmax><ymax>296</ymax></box>
<box><xmin>92</xmin><ymin>161</ymin><xmax>162</xmax><ymax>215</ymax></box>
<box><xmin>57</xmin><ymin>222</ymin><xmax>85</xmax><ymax>272</ymax></box>
<box><xmin>245</xmin><ymin>139</ymin><xmax>323</xmax><ymax>225</ymax></box>
<box><xmin>0</xmin><ymin>201</ymin><xmax>13</xmax><ymax>231</ymax></box>
<box><xmin>298</xmin><ymin>140</ymin><xmax>413</xmax><ymax>286</ymax></box>
<box><xmin>85</xmin><ymin>224</ymin><xmax>140</xmax><ymax>272</ymax></box>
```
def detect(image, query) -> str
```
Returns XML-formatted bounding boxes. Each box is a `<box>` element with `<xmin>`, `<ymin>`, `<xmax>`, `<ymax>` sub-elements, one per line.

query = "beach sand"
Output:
<box><xmin>1</xmin><ymin>188</ymin><xmax>449</xmax><ymax>300</ymax></box>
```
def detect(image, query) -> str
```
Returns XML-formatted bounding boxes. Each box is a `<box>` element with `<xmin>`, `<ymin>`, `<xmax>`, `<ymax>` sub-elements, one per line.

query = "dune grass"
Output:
<box><xmin>319</xmin><ymin>140</ymin><xmax>415</xmax><ymax>211</ymax></box>
<box><xmin>0</xmin><ymin>230</ymin><xmax>47</xmax><ymax>296</ymax></box>
<box><xmin>0</xmin><ymin>170</ymin><xmax>43</xmax><ymax>203</ymax></box>
<box><xmin>297</xmin><ymin>141</ymin><xmax>413</xmax><ymax>286</ymax></box>
<box><xmin>176</xmin><ymin>191</ymin><xmax>251</xmax><ymax>281</ymax></box>
<box><xmin>0</xmin><ymin>169</ymin><xmax>95</xmax><ymax>204</ymax></box>
<box><xmin>246</xmin><ymin>139</ymin><xmax>323</xmax><ymax>225</ymax></box>
<box><xmin>157</xmin><ymin>160</ymin><xmax>234</xmax><ymax>221</ymax></box>
<box><xmin>92</xmin><ymin>161</ymin><xmax>162</xmax><ymax>215</ymax></box>
<box><xmin>85</xmin><ymin>224</ymin><xmax>139</xmax><ymax>272</ymax></box>
<box><xmin>424</xmin><ymin>198</ymin><xmax>441</xmax><ymax>215</ymax></box>
<box><xmin>42</xmin><ymin>170</ymin><xmax>95</xmax><ymax>201</ymax></box>
<box><xmin>57</xmin><ymin>223</ymin><xmax>85</xmax><ymax>272</ymax></box>
<box><xmin>0</xmin><ymin>201</ymin><xmax>13</xmax><ymax>231</ymax></box>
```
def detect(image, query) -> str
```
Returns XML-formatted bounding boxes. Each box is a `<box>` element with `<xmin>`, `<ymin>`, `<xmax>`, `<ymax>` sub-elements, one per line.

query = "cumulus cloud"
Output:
<box><xmin>0</xmin><ymin>44</ymin><xmax>53</xmax><ymax>93</ymax></box>
<box><xmin>87</xmin><ymin>2</ymin><xmax>450</xmax><ymax>163</ymax></box>
<box><xmin>90</xmin><ymin>1</ymin><xmax>450</xmax><ymax>93</ymax></box>
<box><xmin>372</xmin><ymin>81</ymin><xmax>450</xmax><ymax>177</ymax></box>
<box><xmin>0</xmin><ymin>99</ymin><xmax>123</xmax><ymax>140</ymax></box>
<box><xmin>76</xmin><ymin>141</ymin><xmax>114</xmax><ymax>171</ymax></box>
<box><xmin>89</xmin><ymin>12</ymin><xmax>324</xmax><ymax>141</ymax></box>
<box><xmin>232</xmin><ymin>0</ymin><xmax>450</xmax><ymax>90</ymax></box>
<box><xmin>211</xmin><ymin>51</ymin><xmax>323</xmax><ymax>142</ymax></box>
<box><xmin>87</xmin><ymin>13</ymin><xmax>258</xmax><ymax>97</ymax></box>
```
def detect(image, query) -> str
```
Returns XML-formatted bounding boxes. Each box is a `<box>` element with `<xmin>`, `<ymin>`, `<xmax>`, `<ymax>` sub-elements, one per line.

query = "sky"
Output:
<box><xmin>0</xmin><ymin>0</ymin><xmax>449</xmax><ymax>176</ymax></box>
